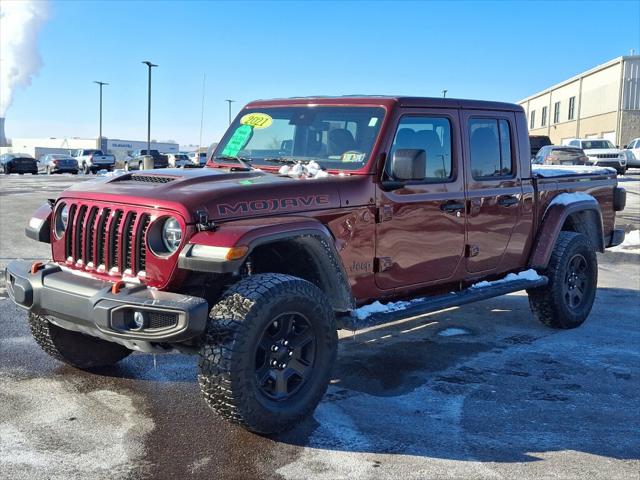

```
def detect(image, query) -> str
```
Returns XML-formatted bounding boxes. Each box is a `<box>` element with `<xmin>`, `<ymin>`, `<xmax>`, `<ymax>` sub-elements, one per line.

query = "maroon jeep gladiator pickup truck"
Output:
<box><xmin>6</xmin><ymin>96</ymin><xmax>626</xmax><ymax>434</ymax></box>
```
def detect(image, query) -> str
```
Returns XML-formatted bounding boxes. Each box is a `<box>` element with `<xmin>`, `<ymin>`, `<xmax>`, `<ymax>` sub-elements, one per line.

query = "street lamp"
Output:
<box><xmin>93</xmin><ymin>81</ymin><xmax>108</xmax><ymax>148</ymax></box>
<box><xmin>142</xmin><ymin>61</ymin><xmax>158</xmax><ymax>154</ymax></box>
<box><xmin>442</xmin><ymin>89</ymin><xmax>448</xmax><ymax>98</ymax></box>
<box><xmin>225</xmin><ymin>99</ymin><xmax>235</xmax><ymax>125</ymax></box>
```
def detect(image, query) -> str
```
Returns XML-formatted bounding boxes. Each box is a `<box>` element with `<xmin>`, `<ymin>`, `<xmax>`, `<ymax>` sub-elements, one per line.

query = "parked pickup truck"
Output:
<box><xmin>124</xmin><ymin>149</ymin><xmax>169</xmax><ymax>170</ymax></box>
<box><xmin>71</xmin><ymin>149</ymin><xmax>116</xmax><ymax>174</ymax></box>
<box><xmin>7</xmin><ymin>96</ymin><xmax>626</xmax><ymax>434</ymax></box>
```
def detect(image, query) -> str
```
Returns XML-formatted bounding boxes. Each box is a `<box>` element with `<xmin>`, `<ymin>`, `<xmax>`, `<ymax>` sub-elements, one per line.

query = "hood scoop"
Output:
<box><xmin>112</xmin><ymin>173</ymin><xmax>178</xmax><ymax>184</ymax></box>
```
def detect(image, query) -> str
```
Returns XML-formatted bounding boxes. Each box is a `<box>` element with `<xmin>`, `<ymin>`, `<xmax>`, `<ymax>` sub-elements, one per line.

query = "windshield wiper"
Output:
<box><xmin>214</xmin><ymin>155</ymin><xmax>253</xmax><ymax>170</ymax></box>
<box><xmin>262</xmin><ymin>157</ymin><xmax>313</xmax><ymax>165</ymax></box>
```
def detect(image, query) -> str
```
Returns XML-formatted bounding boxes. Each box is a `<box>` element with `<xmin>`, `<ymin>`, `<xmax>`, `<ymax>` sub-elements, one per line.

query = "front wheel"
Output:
<box><xmin>28</xmin><ymin>313</ymin><xmax>131</xmax><ymax>369</ymax></box>
<box><xmin>198</xmin><ymin>273</ymin><xmax>337</xmax><ymax>434</ymax></box>
<box><xmin>527</xmin><ymin>231</ymin><xmax>597</xmax><ymax>329</ymax></box>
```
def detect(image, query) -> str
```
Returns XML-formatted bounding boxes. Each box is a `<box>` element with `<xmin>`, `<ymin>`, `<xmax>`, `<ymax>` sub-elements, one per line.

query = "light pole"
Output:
<box><xmin>442</xmin><ymin>89</ymin><xmax>448</xmax><ymax>98</ymax></box>
<box><xmin>142</xmin><ymin>61</ymin><xmax>158</xmax><ymax>154</ymax></box>
<box><xmin>93</xmin><ymin>81</ymin><xmax>108</xmax><ymax>148</ymax></box>
<box><xmin>225</xmin><ymin>99</ymin><xmax>235</xmax><ymax>125</ymax></box>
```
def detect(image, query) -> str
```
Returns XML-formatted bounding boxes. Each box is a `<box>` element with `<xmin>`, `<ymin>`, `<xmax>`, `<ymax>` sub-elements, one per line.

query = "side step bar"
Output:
<box><xmin>338</xmin><ymin>276</ymin><xmax>548</xmax><ymax>331</ymax></box>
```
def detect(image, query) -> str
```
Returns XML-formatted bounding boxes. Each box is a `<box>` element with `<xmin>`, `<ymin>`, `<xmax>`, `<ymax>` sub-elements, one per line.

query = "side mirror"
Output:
<box><xmin>623</xmin><ymin>145</ymin><xmax>628</xmax><ymax>149</ymax></box>
<box><xmin>390</xmin><ymin>149</ymin><xmax>426</xmax><ymax>181</ymax></box>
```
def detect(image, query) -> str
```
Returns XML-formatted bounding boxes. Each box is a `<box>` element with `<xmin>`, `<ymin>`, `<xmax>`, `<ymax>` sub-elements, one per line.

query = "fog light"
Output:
<box><xmin>133</xmin><ymin>311</ymin><xmax>146</xmax><ymax>329</ymax></box>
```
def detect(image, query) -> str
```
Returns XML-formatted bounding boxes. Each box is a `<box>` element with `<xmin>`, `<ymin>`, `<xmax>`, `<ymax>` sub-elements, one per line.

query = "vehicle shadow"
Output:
<box><xmin>272</xmin><ymin>287</ymin><xmax>640</xmax><ymax>464</ymax></box>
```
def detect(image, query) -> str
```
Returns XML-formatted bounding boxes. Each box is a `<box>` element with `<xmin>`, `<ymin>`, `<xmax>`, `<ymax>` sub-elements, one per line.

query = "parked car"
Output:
<box><xmin>529</xmin><ymin>135</ymin><xmax>552</xmax><ymax>158</ymax></box>
<box><xmin>7</xmin><ymin>96</ymin><xmax>627</xmax><ymax>435</ymax></box>
<box><xmin>124</xmin><ymin>149</ymin><xmax>169</xmax><ymax>170</ymax></box>
<box><xmin>40</xmin><ymin>154</ymin><xmax>79</xmax><ymax>174</ymax></box>
<box><xmin>188</xmin><ymin>151</ymin><xmax>207</xmax><ymax>167</ymax></box>
<box><xmin>622</xmin><ymin>137</ymin><xmax>640</xmax><ymax>168</ymax></box>
<box><xmin>166</xmin><ymin>153</ymin><xmax>192</xmax><ymax>168</ymax></box>
<box><xmin>533</xmin><ymin>145</ymin><xmax>589</xmax><ymax>166</ymax></box>
<box><xmin>71</xmin><ymin>149</ymin><xmax>116</xmax><ymax>174</ymax></box>
<box><xmin>563</xmin><ymin>138</ymin><xmax>627</xmax><ymax>174</ymax></box>
<box><xmin>0</xmin><ymin>153</ymin><xmax>38</xmax><ymax>175</ymax></box>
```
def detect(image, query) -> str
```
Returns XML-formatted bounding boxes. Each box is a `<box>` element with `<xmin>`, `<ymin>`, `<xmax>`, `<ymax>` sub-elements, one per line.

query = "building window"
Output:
<box><xmin>553</xmin><ymin>101</ymin><xmax>561</xmax><ymax>123</ymax></box>
<box><xmin>469</xmin><ymin>118</ymin><xmax>513</xmax><ymax>178</ymax></box>
<box><xmin>541</xmin><ymin>106</ymin><xmax>547</xmax><ymax>127</ymax></box>
<box><xmin>530</xmin><ymin>110</ymin><xmax>536</xmax><ymax>129</ymax></box>
<box><xmin>568</xmin><ymin>96</ymin><xmax>576</xmax><ymax>120</ymax></box>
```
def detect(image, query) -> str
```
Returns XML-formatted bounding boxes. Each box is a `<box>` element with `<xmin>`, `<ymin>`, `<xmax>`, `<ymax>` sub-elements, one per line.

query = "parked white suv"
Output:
<box><xmin>623</xmin><ymin>138</ymin><xmax>640</xmax><ymax>168</ymax></box>
<box><xmin>563</xmin><ymin>139</ymin><xmax>627</xmax><ymax>174</ymax></box>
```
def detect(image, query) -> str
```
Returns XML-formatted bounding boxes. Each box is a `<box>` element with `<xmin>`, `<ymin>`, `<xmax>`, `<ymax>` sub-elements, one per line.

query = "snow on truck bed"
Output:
<box><xmin>532</xmin><ymin>164</ymin><xmax>616</xmax><ymax>177</ymax></box>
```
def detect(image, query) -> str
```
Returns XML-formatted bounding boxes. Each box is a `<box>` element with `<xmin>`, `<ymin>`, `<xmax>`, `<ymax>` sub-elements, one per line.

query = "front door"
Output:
<box><xmin>461</xmin><ymin>111</ymin><xmax>523</xmax><ymax>273</ymax></box>
<box><xmin>375</xmin><ymin>109</ymin><xmax>466</xmax><ymax>290</ymax></box>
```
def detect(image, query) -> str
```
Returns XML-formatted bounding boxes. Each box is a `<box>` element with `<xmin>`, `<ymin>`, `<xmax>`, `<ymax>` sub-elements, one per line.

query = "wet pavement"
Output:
<box><xmin>0</xmin><ymin>173</ymin><xmax>639</xmax><ymax>479</ymax></box>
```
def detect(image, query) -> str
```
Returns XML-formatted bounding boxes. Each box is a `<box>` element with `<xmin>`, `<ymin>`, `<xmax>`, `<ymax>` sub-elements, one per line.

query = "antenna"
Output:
<box><xmin>198</xmin><ymin>74</ymin><xmax>206</xmax><ymax>155</ymax></box>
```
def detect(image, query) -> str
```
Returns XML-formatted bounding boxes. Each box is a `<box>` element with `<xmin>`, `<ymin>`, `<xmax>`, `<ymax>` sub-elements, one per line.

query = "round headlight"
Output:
<box><xmin>161</xmin><ymin>217</ymin><xmax>182</xmax><ymax>253</ymax></box>
<box><xmin>54</xmin><ymin>203</ymin><xmax>69</xmax><ymax>239</ymax></box>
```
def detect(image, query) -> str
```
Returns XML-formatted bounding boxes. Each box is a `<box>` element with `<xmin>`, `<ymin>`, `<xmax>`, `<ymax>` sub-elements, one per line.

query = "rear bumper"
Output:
<box><xmin>5</xmin><ymin>260</ymin><xmax>208</xmax><ymax>349</ymax></box>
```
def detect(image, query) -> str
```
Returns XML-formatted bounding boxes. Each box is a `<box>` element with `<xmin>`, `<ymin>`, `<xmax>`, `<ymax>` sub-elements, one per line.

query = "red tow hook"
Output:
<box><xmin>111</xmin><ymin>280</ymin><xmax>126</xmax><ymax>294</ymax></box>
<box><xmin>30</xmin><ymin>262</ymin><xmax>44</xmax><ymax>274</ymax></box>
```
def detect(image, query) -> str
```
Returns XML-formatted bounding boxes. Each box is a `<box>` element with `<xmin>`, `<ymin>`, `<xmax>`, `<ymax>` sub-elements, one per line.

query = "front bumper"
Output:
<box><xmin>5</xmin><ymin>260</ymin><xmax>208</xmax><ymax>350</ymax></box>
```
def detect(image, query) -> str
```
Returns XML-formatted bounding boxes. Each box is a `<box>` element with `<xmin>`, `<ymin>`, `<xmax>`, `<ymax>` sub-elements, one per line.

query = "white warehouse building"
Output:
<box><xmin>4</xmin><ymin>137</ymin><xmax>179</xmax><ymax>162</ymax></box>
<box><xmin>518</xmin><ymin>55</ymin><xmax>640</xmax><ymax>146</ymax></box>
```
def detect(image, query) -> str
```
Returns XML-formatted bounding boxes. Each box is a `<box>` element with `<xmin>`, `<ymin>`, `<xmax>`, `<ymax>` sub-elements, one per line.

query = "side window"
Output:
<box><xmin>570</xmin><ymin>140</ymin><xmax>579</xmax><ymax>147</ymax></box>
<box><xmin>469</xmin><ymin>118</ymin><xmax>513</xmax><ymax>179</ymax></box>
<box><xmin>387</xmin><ymin>116</ymin><xmax>453</xmax><ymax>181</ymax></box>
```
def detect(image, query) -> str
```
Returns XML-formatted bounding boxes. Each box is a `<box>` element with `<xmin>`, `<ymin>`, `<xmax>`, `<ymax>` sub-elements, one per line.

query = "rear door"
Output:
<box><xmin>375</xmin><ymin>108</ymin><xmax>466</xmax><ymax>289</ymax></box>
<box><xmin>461</xmin><ymin>110</ymin><xmax>523</xmax><ymax>273</ymax></box>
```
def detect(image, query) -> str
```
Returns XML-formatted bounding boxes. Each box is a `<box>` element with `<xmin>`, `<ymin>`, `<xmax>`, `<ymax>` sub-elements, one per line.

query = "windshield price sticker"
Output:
<box><xmin>221</xmin><ymin>125</ymin><xmax>253</xmax><ymax>157</ymax></box>
<box><xmin>240</xmin><ymin>112</ymin><xmax>273</xmax><ymax>129</ymax></box>
<box><xmin>341</xmin><ymin>151</ymin><xmax>366</xmax><ymax>163</ymax></box>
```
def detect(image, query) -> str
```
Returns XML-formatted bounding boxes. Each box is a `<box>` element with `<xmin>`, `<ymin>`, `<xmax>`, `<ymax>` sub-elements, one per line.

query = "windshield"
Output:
<box><xmin>214</xmin><ymin>106</ymin><xmax>385</xmax><ymax>171</ymax></box>
<box><xmin>581</xmin><ymin>140</ymin><xmax>614</xmax><ymax>149</ymax></box>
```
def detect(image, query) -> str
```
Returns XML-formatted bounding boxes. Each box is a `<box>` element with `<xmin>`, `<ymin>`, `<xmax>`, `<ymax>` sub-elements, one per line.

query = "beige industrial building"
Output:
<box><xmin>518</xmin><ymin>55</ymin><xmax>640</xmax><ymax>147</ymax></box>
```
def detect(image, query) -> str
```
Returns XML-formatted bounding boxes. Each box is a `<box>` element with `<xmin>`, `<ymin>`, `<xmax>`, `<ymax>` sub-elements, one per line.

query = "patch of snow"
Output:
<box><xmin>470</xmin><ymin>269</ymin><xmax>542</xmax><ymax>289</ymax></box>
<box><xmin>438</xmin><ymin>327</ymin><xmax>471</xmax><ymax>337</ymax></box>
<box><xmin>532</xmin><ymin>164</ymin><xmax>616</xmax><ymax>177</ymax></box>
<box><xmin>96</xmin><ymin>169</ymin><xmax>126</xmax><ymax>177</ymax></box>
<box><xmin>609</xmin><ymin>230</ymin><xmax>640</xmax><ymax>253</ymax></box>
<box><xmin>353</xmin><ymin>298</ymin><xmax>424</xmax><ymax>320</ymax></box>
<box><xmin>549</xmin><ymin>192</ymin><xmax>596</xmax><ymax>206</ymax></box>
<box><xmin>278</xmin><ymin>161</ymin><xmax>330</xmax><ymax>179</ymax></box>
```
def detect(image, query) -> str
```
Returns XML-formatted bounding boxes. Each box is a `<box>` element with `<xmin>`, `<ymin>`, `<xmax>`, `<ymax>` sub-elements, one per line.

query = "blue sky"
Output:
<box><xmin>5</xmin><ymin>0</ymin><xmax>639</xmax><ymax>147</ymax></box>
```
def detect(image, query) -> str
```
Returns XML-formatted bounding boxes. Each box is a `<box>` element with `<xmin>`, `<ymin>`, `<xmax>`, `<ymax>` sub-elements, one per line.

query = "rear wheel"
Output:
<box><xmin>28</xmin><ymin>313</ymin><xmax>132</xmax><ymax>369</ymax></box>
<box><xmin>198</xmin><ymin>273</ymin><xmax>337</xmax><ymax>434</ymax></box>
<box><xmin>528</xmin><ymin>232</ymin><xmax>597</xmax><ymax>329</ymax></box>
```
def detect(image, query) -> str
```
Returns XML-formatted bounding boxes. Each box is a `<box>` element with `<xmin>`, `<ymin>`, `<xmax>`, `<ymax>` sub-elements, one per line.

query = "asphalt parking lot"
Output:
<box><xmin>0</xmin><ymin>171</ymin><xmax>639</xmax><ymax>480</ymax></box>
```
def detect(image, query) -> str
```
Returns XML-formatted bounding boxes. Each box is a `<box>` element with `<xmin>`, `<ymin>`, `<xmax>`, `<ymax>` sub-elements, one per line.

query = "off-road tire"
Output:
<box><xmin>527</xmin><ymin>232</ymin><xmax>597</xmax><ymax>329</ymax></box>
<box><xmin>198</xmin><ymin>273</ymin><xmax>337</xmax><ymax>434</ymax></box>
<box><xmin>28</xmin><ymin>313</ymin><xmax>132</xmax><ymax>369</ymax></box>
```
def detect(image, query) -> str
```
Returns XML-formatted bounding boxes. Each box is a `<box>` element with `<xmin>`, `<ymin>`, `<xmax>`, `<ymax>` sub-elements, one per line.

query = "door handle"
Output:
<box><xmin>498</xmin><ymin>195</ymin><xmax>519</xmax><ymax>207</ymax></box>
<box><xmin>440</xmin><ymin>201</ymin><xmax>465</xmax><ymax>214</ymax></box>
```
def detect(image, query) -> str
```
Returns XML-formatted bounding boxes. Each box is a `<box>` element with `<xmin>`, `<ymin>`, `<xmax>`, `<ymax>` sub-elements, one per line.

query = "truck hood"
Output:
<box><xmin>61</xmin><ymin>167</ymin><xmax>366</xmax><ymax>223</ymax></box>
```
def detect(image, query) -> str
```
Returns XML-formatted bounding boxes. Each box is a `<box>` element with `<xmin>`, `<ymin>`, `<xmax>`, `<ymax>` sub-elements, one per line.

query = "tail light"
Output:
<box><xmin>579</xmin><ymin>156</ymin><xmax>589</xmax><ymax>163</ymax></box>
<box><xmin>53</xmin><ymin>160</ymin><xmax>60</xmax><ymax>165</ymax></box>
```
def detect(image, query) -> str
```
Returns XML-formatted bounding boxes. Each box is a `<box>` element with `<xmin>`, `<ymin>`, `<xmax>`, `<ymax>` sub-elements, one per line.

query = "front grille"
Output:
<box><xmin>63</xmin><ymin>203</ymin><xmax>151</xmax><ymax>275</ymax></box>
<box><xmin>595</xmin><ymin>153</ymin><xmax>619</xmax><ymax>159</ymax></box>
<box><xmin>130</xmin><ymin>175</ymin><xmax>175</xmax><ymax>184</ymax></box>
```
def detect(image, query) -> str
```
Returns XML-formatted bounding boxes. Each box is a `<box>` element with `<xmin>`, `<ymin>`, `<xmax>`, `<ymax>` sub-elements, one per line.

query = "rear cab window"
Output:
<box><xmin>468</xmin><ymin>118</ymin><xmax>513</xmax><ymax>179</ymax></box>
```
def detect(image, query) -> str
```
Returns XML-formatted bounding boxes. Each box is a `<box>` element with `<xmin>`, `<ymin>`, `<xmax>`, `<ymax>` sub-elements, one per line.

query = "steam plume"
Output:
<box><xmin>0</xmin><ymin>0</ymin><xmax>49</xmax><ymax>116</ymax></box>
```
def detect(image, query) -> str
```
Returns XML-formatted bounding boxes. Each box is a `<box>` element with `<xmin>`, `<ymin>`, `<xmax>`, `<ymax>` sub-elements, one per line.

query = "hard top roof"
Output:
<box><xmin>247</xmin><ymin>95</ymin><xmax>523</xmax><ymax>112</ymax></box>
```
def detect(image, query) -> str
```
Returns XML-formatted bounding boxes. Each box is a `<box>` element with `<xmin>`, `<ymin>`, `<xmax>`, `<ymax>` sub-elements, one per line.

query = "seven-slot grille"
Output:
<box><xmin>63</xmin><ymin>203</ymin><xmax>151</xmax><ymax>275</ymax></box>
<box><xmin>594</xmin><ymin>153</ymin><xmax>619</xmax><ymax>159</ymax></box>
